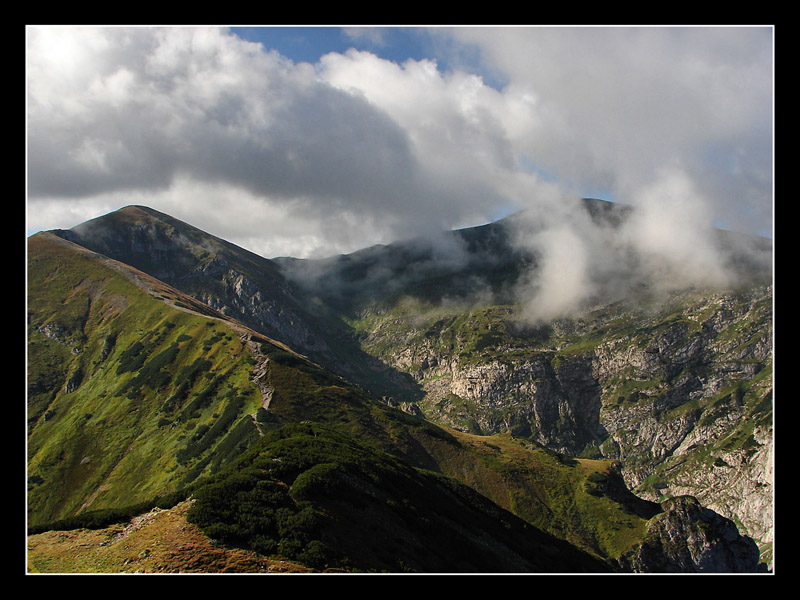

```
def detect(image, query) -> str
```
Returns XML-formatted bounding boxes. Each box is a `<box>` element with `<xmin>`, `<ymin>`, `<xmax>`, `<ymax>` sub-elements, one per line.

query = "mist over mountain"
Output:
<box><xmin>275</xmin><ymin>196</ymin><xmax>772</xmax><ymax>322</ymax></box>
<box><xmin>26</xmin><ymin>27</ymin><xmax>773</xmax><ymax>265</ymax></box>
<box><xmin>29</xmin><ymin>199</ymin><xmax>773</xmax><ymax>573</ymax></box>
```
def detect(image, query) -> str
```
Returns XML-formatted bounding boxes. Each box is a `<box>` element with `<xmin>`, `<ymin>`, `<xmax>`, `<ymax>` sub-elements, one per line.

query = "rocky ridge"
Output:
<box><xmin>40</xmin><ymin>203</ymin><xmax>773</xmax><ymax>572</ymax></box>
<box><xmin>352</xmin><ymin>285</ymin><xmax>773</xmax><ymax>563</ymax></box>
<box><xmin>617</xmin><ymin>496</ymin><xmax>766</xmax><ymax>573</ymax></box>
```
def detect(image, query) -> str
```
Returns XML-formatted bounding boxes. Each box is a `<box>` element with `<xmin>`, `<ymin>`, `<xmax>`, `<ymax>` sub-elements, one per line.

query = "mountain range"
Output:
<box><xmin>26</xmin><ymin>199</ymin><xmax>773</xmax><ymax>573</ymax></box>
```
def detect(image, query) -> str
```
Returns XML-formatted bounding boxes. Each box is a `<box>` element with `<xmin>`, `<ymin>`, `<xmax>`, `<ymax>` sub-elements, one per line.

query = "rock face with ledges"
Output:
<box><xmin>40</xmin><ymin>203</ymin><xmax>772</xmax><ymax>571</ymax></box>
<box><xmin>353</xmin><ymin>285</ymin><xmax>773</xmax><ymax>563</ymax></box>
<box><xmin>616</xmin><ymin>496</ymin><xmax>766</xmax><ymax>573</ymax></box>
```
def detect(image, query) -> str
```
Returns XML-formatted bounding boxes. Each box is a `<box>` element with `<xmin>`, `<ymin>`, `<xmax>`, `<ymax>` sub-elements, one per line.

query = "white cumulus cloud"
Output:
<box><xmin>27</xmin><ymin>25</ymin><xmax>772</xmax><ymax>270</ymax></box>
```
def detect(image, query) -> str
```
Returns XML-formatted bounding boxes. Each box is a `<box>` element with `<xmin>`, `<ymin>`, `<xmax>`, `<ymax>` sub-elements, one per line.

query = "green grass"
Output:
<box><xmin>27</xmin><ymin>234</ymin><xmax>264</xmax><ymax>526</ymax></box>
<box><xmin>27</xmin><ymin>230</ymin><xmax>772</xmax><ymax>571</ymax></box>
<box><xmin>183</xmin><ymin>422</ymin><xmax>611</xmax><ymax>572</ymax></box>
<box><xmin>444</xmin><ymin>431</ymin><xmax>659</xmax><ymax>560</ymax></box>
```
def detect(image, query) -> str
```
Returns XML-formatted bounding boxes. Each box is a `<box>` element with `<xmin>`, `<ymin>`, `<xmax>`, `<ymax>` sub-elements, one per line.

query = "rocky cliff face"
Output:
<box><xmin>54</xmin><ymin>206</ymin><xmax>352</xmax><ymax>382</ymax></box>
<box><xmin>353</xmin><ymin>285</ymin><xmax>773</xmax><ymax>564</ymax></box>
<box><xmin>47</xmin><ymin>204</ymin><xmax>773</xmax><ymax>572</ymax></box>
<box><xmin>197</xmin><ymin>267</ymin><xmax>333</xmax><ymax>359</ymax></box>
<box><xmin>616</xmin><ymin>496</ymin><xmax>766</xmax><ymax>573</ymax></box>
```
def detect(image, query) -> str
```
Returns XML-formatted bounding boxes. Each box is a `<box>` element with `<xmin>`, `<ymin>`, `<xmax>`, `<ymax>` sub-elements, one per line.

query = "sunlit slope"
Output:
<box><xmin>27</xmin><ymin>232</ymin><xmax>268</xmax><ymax>525</ymax></box>
<box><xmin>27</xmin><ymin>232</ymin><xmax>658</xmax><ymax>570</ymax></box>
<box><xmin>29</xmin><ymin>215</ymin><xmax>768</xmax><ymax>571</ymax></box>
<box><xmin>53</xmin><ymin>204</ymin><xmax>423</xmax><ymax>407</ymax></box>
<box><xmin>342</xmin><ymin>285</ymin><xmax>773</xmax><ymax>561</ymax></box>
<box><xmin>440</xmin><ymin>430</ymin><xmax>661</xmax><ymax>562</ymax></box>
<box><xmin>246</xmin><ymin>345</ymin><xmax>661</xmax><ymax>563</ymax></box>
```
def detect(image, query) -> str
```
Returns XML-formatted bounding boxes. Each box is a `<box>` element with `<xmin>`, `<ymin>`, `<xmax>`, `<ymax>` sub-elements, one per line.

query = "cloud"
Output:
<box><xmin>511</xmin><ymin>168</ymin><xmax>770</xmax><ymax>323</ymax></box>
<box><xmin>26</xmin><ymin>26</ymin><xmax>548</xmax><ymax>255</ymax></box>
<box><xmin>27</xmin><ymin>28</ymin><xmax>414</xmax><ymax>205</ymax></box>
<box><xmin>27</xmin><ymin>25</ymin><xmax>772</xmax><ymax>283</ymax></box>
<box><xmin>446</xmin><ymin>26</ymin><xmax>773</xmax><ymax>233</ymax></box>
<box><xmin>517</xmin><ymin>223</ymin><xmax>592</xmax><ymax>321</ymax></box>
<box><xmin>620</xmin><ymin>168</ymin><xmax>735</xmax><ymax>291</ymax></box>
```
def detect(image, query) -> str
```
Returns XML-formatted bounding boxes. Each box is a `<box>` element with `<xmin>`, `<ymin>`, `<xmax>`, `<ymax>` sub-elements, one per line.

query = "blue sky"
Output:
<box><xmin>27</xmin><ymin>25</ymin><xmax>773</xmax><ymax>263</ymax></box>
<box><xmin>230</xmin><ymin>26</ymin><xmax>508</xmax><ymax>90</ymax></box>
<box><xmin>232</xmin><ymin>27</ymin><xmax>423</xmax><ymax>65</ymax></box>
<box><xmin>232</xmin><ymin>26</ymin><xmax>366</xmax><ymax>63</ymax></box>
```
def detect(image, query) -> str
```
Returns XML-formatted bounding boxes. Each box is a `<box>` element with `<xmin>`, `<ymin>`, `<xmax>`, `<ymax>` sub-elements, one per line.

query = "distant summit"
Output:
<box><xmin>29</xmin><ymin>201</ymin><xmax>773</xmax><ymax>572</ymax></box>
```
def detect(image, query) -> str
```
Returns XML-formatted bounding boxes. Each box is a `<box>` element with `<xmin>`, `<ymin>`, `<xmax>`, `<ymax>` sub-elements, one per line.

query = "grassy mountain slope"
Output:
<box><xmin>337</xmin><ymin>285</ymin><xmax>773</xmax><ymax>561</ymax></box>
<box><xmin>183</xmin><ymin>422</ymin><xmax>610</xmax><ymax>573</ymax></box>
<box><xmin>27</xmin><ymin>232</ymin><xmax>268</xmax><ymax>525</ymax></box>
<box><xmin>52</xmin><ymin>206</ymin><xmax>329</xmax><ymax>353</ymax></box>
<box><xmin>27</xmin><ymin>229</ymin><xmax>654</xmax><ymax>572</ymax></box>
<box><xmin>27</xmin><ymin>499</ymin><xmax>313</xmax><ymax>574</ymax></box>
<box><xmin>440</xmin><ymin>430</ymin><xmax>661</xmax><ymax>562</ymax></box>
<box><xmin>54</xmin><ymin>205</ymin><xmax>425</xmax><ymax>407</ymax></box>
<box><xmin>268</xmin><ymin>197</ymin><xmax>772</xmax><ymax>561</ymax></box>
<box><xmin>27</xmin><ymin>204</ymin><xmax>772</xmax><ymax>572</ymax></box>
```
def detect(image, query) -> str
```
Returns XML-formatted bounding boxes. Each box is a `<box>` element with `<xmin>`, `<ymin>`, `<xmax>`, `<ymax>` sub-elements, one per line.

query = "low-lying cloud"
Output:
<box><xmin>511</xmin><ymin>170</ymin><xmax>771</xmax><ymax>323</ymax></box>
<box><xmin>27</xmin><ymin>26</ymin><xmax>773</xmax><ymax>315</ymax></box>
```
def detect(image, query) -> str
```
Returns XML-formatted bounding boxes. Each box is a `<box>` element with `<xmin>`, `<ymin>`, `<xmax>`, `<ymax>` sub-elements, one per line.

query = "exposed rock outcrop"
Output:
<box><xmin>616</xmin><ymin>496</ymin><xmax>767</xmax><ymax>573</ymax></box>
<box><xmin>357</xmin><ymin>285</ymin><xmax>773</xmax><ymax>565</ymax></box>
<box><xmin>46</xmin><ymin>203</ymin><xmax>772</xmax><ymax>573</ymax></box>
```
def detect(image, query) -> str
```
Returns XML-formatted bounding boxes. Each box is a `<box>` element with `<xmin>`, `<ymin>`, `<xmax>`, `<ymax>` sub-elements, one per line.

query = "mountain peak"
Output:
<box><xmin>72</xmin><ymin>204</ymin><xmax>167</xmax><ymax>229</ymax></box>
<box><xmin>27</xmin><ymin>201</ymin><xmax>774</xmax><ymax>573</ymax></box>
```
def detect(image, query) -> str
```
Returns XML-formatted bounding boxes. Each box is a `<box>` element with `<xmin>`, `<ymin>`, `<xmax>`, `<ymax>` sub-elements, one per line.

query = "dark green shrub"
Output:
<box><xmin>209</xmin><ymin>418</ymin><xmax>261</xmax><ymax>474</ymax></box>
<box><xmin>178</xmin><ymin>375</ymin><xmax>224</xmax><ymax>422</ymax></box>
<box><xmin>116</xmin><ymin>341</ymin><xmax>147</xmax><ymax>375</ymax></box>
<box><xmin>298</xmin><ymin>540</ymin><xmax>334</xmax><ymax>570</ymax></box>
<box><xmin>176</xmin><ymin>391</ymin><xmax>245</xmax><ymax>465</ymax></box>
<box><xmin>100</xmin><ymin>333</ymin><xmax>117</xmax><ymax>361</ymax></box>
<box><xmin>187</xmin><ymin>469</ymin><xmax>308</xmax><ymax>555</ymax></box>
<box><xmin>290</xmin><ymin>463</ymin><xmax>344</xmax><ymax>501</ymax></box>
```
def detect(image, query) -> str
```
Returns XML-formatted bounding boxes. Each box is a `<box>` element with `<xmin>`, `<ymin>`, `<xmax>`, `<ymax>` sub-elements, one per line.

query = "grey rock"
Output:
<box><xmin>616</xmin><ymin>496</ymin><xmax>767</xmax><ymax>573</ymax></box>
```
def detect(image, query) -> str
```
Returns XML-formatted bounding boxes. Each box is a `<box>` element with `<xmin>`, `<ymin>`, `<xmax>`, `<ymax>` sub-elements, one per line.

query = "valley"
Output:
<box><xmin>26</xmin><ymin>200</ymin><xmax>773</xmax><ymax>573</ymax></box>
